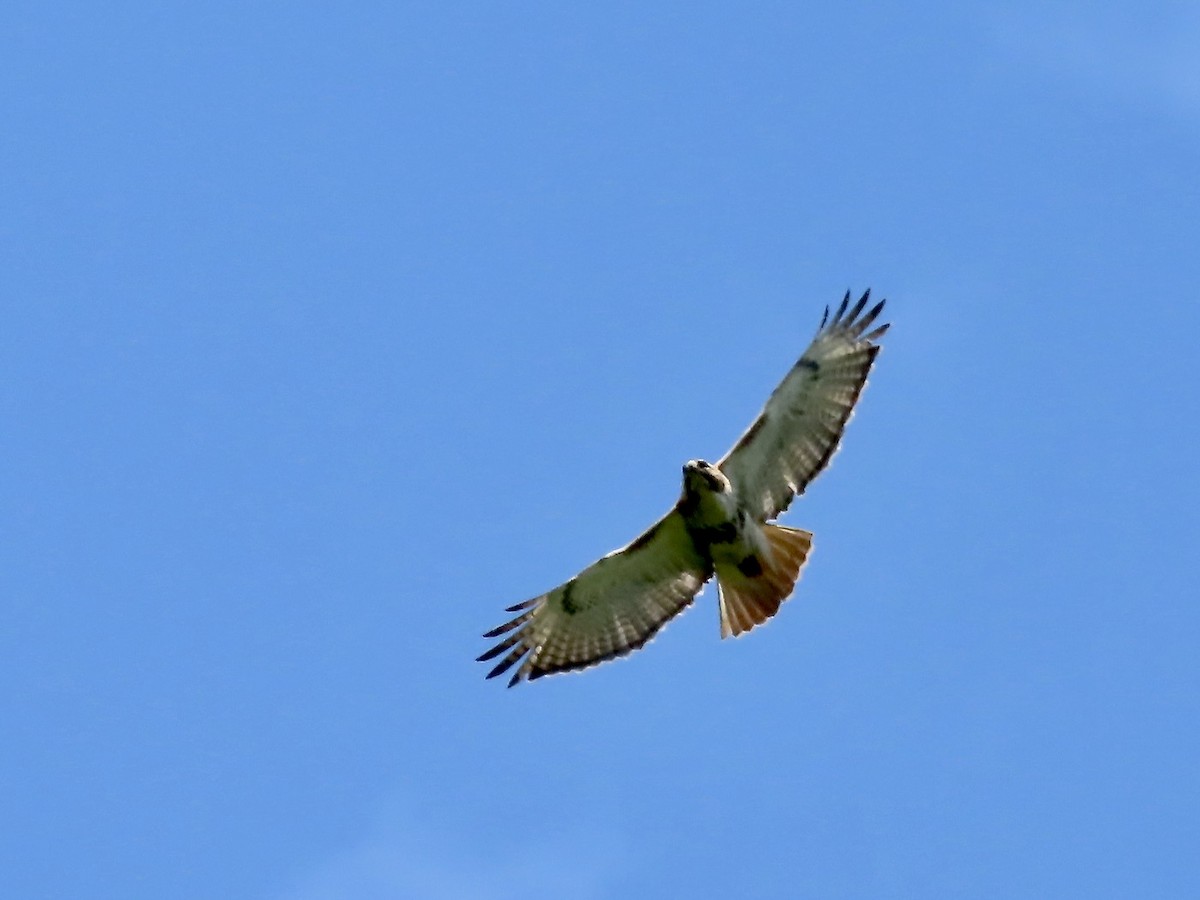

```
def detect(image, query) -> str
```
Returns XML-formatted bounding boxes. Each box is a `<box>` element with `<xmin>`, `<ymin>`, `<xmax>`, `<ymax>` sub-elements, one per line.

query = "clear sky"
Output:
<box><xmin>3</xmin><ymin>3</ymin><xmax>1198</xmax><ymax>898</ymax></box>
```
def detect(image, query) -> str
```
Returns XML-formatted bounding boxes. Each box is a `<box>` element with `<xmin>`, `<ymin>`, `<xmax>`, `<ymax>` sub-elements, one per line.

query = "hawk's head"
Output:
<box><xmin>682</xmin><ymin>459</ymin><xmax>730</xmax><ymax>494</ymax></box>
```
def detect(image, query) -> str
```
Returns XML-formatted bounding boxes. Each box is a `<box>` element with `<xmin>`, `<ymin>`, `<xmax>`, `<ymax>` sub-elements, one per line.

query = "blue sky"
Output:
<box><xmin>3</xmin><ymin>3</ymin><xmax>1198</xmax><ymax>897</ymax></box>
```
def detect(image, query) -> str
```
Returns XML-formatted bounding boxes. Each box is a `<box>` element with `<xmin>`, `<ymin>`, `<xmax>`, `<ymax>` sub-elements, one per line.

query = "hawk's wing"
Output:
<box><xmin>478</xmin><ymin>511</ymin><xmax>712</xmax><ymax>687</ymax></box>
<box><xmin>718</xmin><ymin>290</ymin><xmax>889</xmax><ymax>521</ymax></box>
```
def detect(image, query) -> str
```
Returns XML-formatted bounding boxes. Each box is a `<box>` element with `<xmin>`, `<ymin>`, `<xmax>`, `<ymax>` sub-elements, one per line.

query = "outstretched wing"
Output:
<box><xmin>478</xmin><ymin>511</ymin><xmax>712</xmax><ymax>687</ymax></box>
<box><xmin>718</xmin><ymin>289</ymin><xmax>889</xmax><ymax>521</ymax></box>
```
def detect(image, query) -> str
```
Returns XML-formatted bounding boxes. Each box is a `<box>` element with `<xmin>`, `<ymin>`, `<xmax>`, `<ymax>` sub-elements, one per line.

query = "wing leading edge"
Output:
<box><xmin>718</xmin><ymin>290</ymin><xmax>889</xmax><ymax>521</ymax></box>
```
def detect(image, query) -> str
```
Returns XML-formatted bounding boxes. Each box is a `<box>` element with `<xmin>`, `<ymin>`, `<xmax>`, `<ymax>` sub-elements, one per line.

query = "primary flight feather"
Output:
<box><xmin>479</xmin><ymin>290</ymin><xmax>889</xmax><ymax>686</ymax></box>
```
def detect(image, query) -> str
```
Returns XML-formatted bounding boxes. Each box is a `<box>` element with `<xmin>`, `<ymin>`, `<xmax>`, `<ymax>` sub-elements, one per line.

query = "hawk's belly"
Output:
<box><xmin>679</xmin><ymin>488</ymin><xmax>769</xmax><ymax>575</ymax></box>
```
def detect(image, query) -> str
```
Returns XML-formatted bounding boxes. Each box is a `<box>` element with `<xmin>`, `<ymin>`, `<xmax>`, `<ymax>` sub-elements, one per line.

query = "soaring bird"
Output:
<box><xmin>479</xmin><ymin>290</ymin><xmax>889</xmax><ymax>686</ymax></box>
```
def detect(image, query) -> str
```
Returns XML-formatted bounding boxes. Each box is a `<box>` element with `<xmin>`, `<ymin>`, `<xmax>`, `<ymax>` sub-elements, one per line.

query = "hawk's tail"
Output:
<box><xmin>715</xmin><ymin>525</ymin><xmax>813</xmax><ymax>639</ymax></box>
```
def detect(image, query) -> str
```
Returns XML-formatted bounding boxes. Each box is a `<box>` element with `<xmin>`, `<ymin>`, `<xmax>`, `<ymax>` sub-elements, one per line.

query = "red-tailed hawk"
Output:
<box><xmin>479</xmin><ymin>290</ymin><xmax>889</xmax><ymax>686</ymax></box>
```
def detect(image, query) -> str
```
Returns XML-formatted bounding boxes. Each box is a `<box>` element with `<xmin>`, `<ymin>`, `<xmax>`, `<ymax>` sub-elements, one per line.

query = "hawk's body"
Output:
<box><xmin>677</xmin><ymin>460</ymin><xmax>815</xmax><ymax>640</ymax></box>
<box><xmin>479</xmin><ymin>290</ymin><xmax>889</xmax><ymax>686</ymax></box>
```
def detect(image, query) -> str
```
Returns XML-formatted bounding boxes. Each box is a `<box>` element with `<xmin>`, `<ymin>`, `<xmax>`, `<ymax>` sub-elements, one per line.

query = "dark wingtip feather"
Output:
<box><xmin>819</xmin><ymin>305</ymin><xmax>830</xmax><ymax>329</ymax></box>
<box><xmin>853</xmin><ymin>298</ymin><xmax>886</xmax><ymax>337</ymax></box>
<box><xmin>482</xmin><ymin>609</ymin><xmax>533</xmax><ymax>639</ymax></box>
<box><xmin>846</xmin><ymin>289</ymin><xmax>870</xmax><ymax>324</ymax></box>
<box><xmin>477</xmin><ymin>631</ymin><xmax>520</xmax><ymax>662</ymax></box>
<box><xmin>505</xmin><ymin>597</ymin><xmax>540</xmax><ymax>613</ymax></box>
<box><xmin>831</xmin><ymin>290</ymin><xmax>851</xmax><ymax>325</ymax></box>
<box><xmin>486</xmin><ymin>643</ymin><xmax>528</xmax><ymax>680</ymax></box>
<box><xmin>863</xmin><ymin>322</ymin><xmax>890</xmax><ymax>342</ymax></box>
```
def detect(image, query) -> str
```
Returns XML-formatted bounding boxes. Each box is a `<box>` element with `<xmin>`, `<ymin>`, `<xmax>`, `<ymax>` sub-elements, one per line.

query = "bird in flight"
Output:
<box><xmin>479</xmin><ymin>290</ymin><xmax>889</xmax><ymax>686</ymax></box>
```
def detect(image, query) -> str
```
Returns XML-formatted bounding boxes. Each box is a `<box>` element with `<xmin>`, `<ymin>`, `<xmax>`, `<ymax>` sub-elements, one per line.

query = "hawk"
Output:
<box><xmin>479</xmin><ymin>290</ymin><xmax>889</xmax><ymax>686</ymax></box>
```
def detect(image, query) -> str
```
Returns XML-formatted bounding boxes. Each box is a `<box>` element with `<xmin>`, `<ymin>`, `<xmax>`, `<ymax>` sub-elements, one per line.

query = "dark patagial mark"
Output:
<box><xmin>626</xmin><ymin>521</ymin><xmax>660</xmax><ymax>552</ymax></box>
<box><xmin>796</xmin><ymin>357</ymin><xmax>820</xmax><ymax>373</ymax></box>
<box><xmin>737</xmin><ymin>555</ymin><xmax>763</xmax><ymax>577</ymax></box>
<box><xmin>560</xmin><ymin>581</ymin><xmax>580</xmax><ymax>615</ymax></box>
